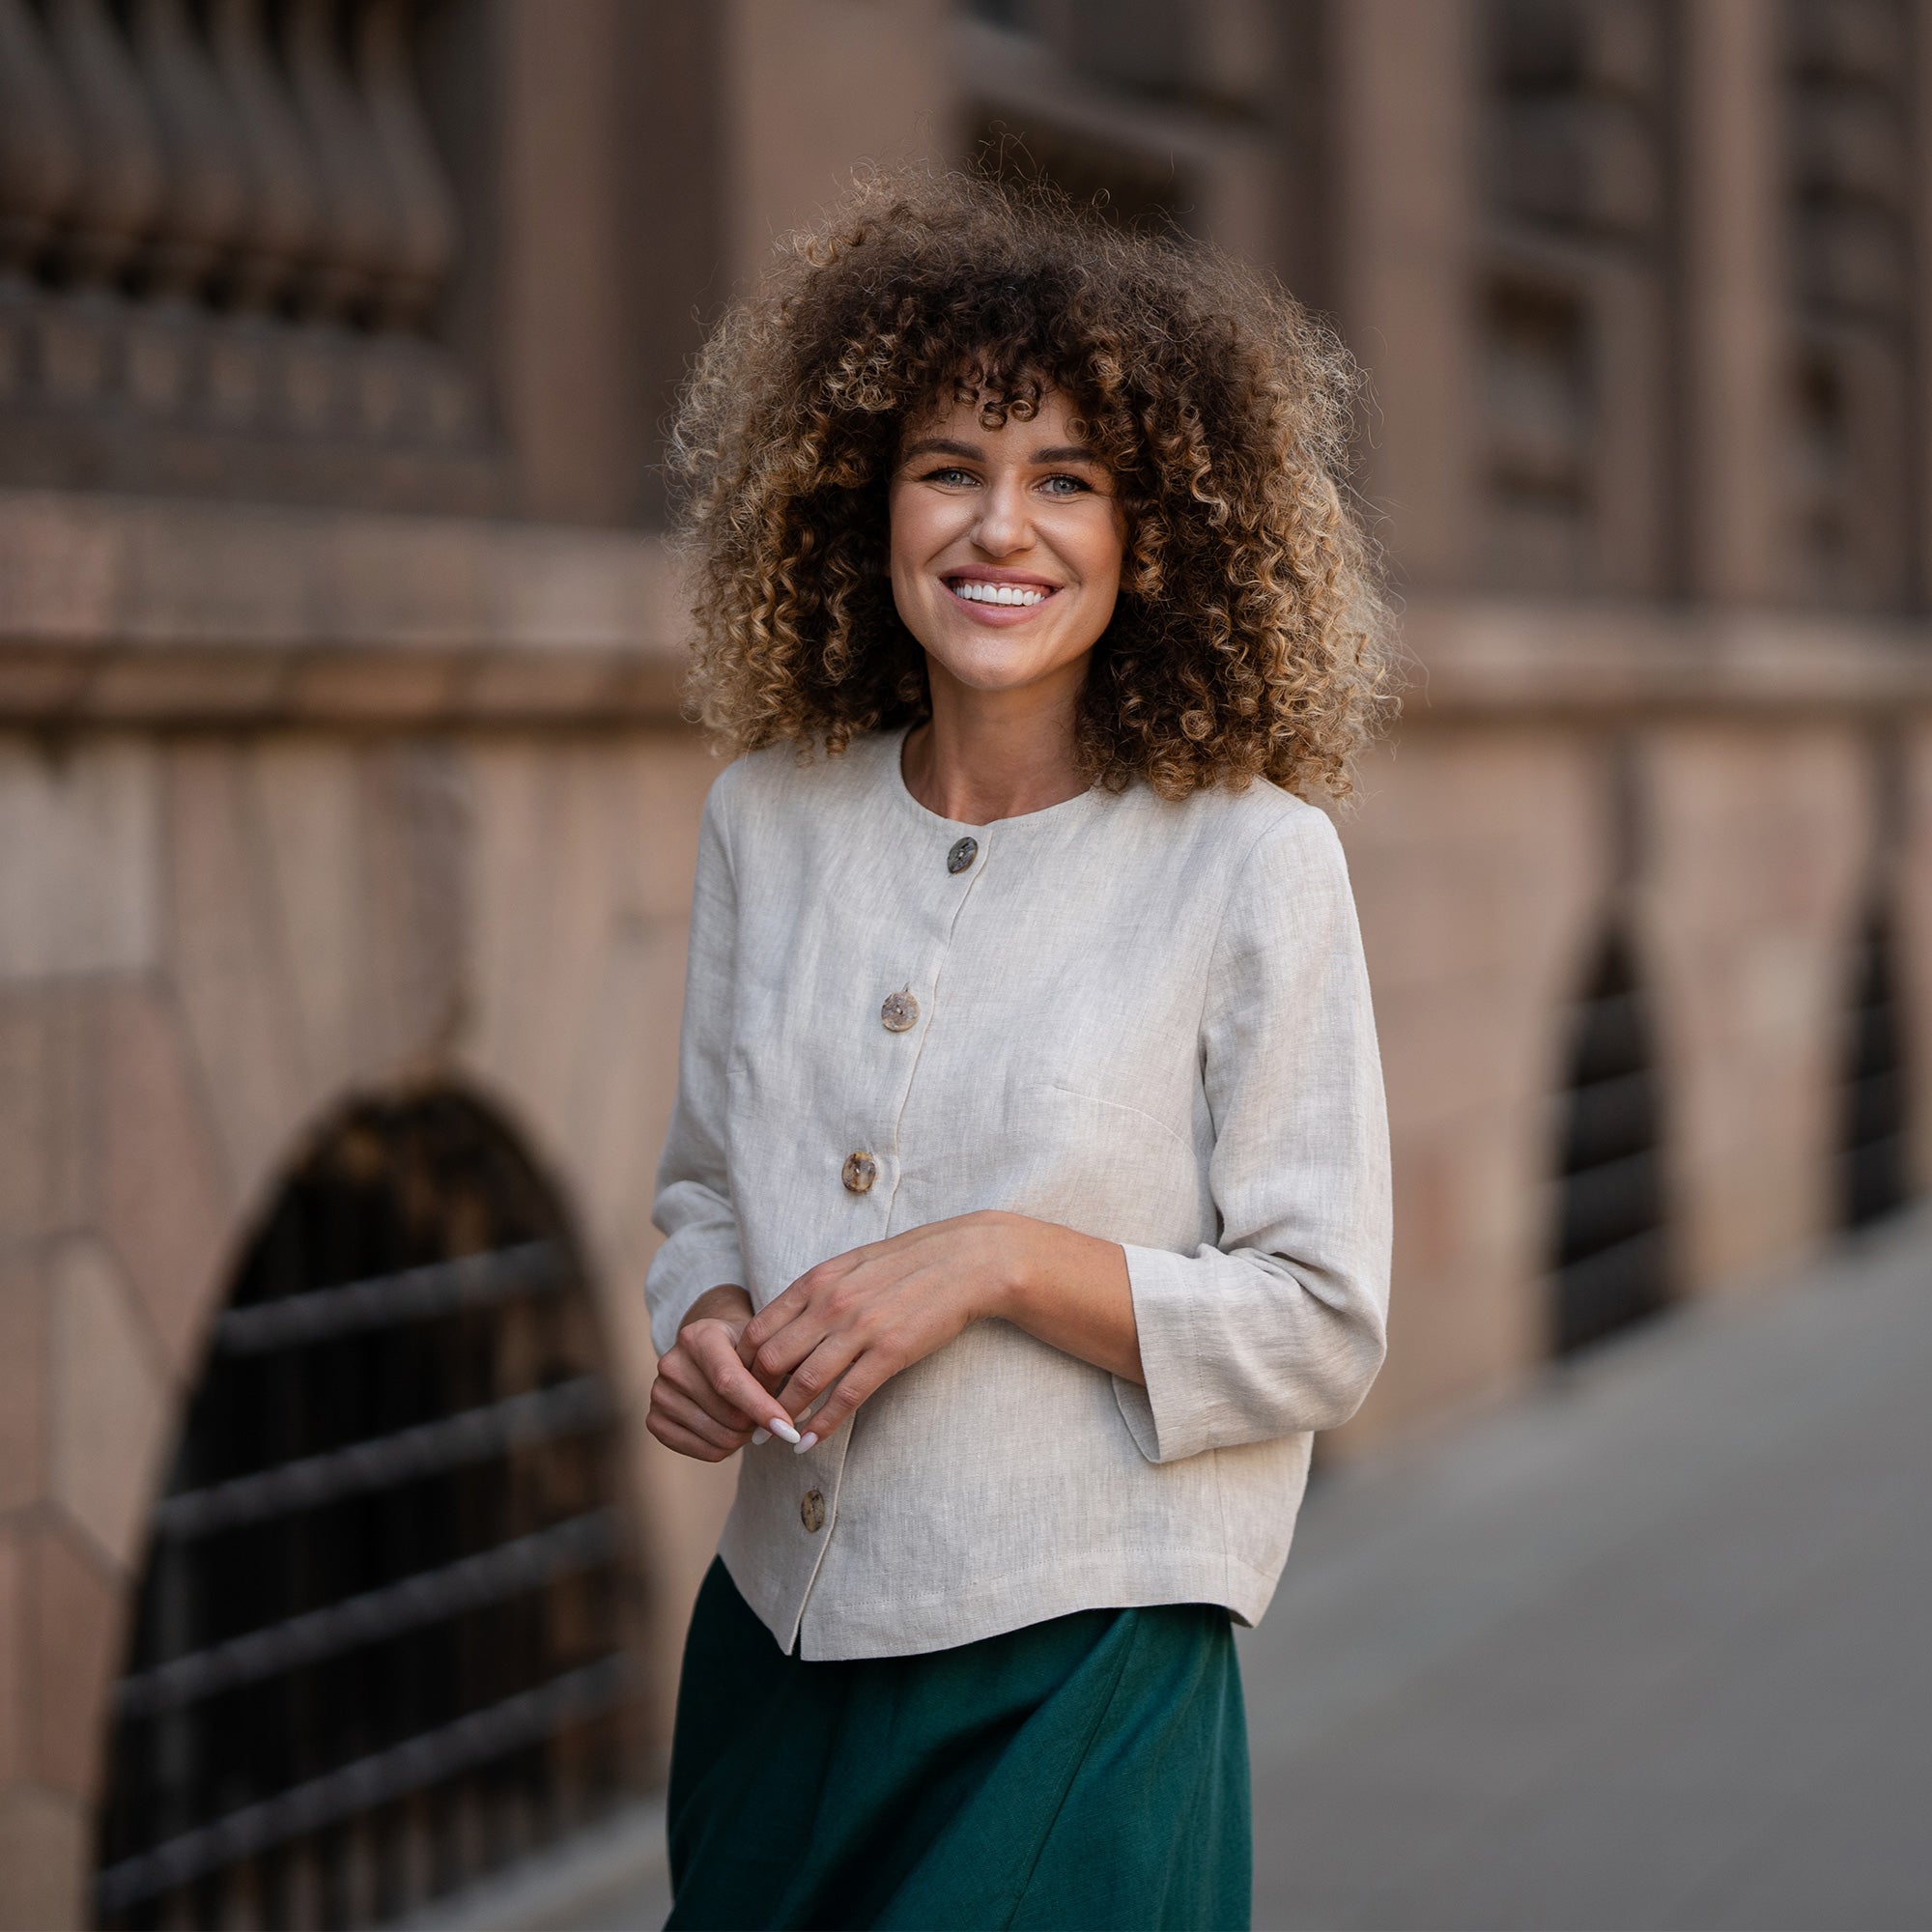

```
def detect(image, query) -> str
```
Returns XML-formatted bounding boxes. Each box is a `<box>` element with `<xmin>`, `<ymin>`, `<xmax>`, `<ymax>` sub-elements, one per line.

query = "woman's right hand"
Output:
<box><xmin>647</xmin><ymin>1284</ymin><xmax>792</xmax><ymax>1462</ymax></box>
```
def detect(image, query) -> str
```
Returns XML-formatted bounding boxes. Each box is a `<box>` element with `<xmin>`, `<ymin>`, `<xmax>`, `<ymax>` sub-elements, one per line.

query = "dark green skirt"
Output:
<box><xmin>665</xmin><ymin>1558</ymin><xmax>1250</xmax><ymax>1930</ymax></box>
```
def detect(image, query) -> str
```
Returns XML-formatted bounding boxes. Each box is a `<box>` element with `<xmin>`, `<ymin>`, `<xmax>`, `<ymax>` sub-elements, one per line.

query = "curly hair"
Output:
<box><xmin>668</xmin><ymin>167</ymin><xmax>1396</xmax><ymax>803</ymax></box>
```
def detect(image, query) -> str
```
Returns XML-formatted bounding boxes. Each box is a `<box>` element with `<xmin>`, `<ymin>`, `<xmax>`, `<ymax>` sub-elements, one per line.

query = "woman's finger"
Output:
<box><xmin>689</xmin><ymin>1327</ymin><xmax>804</xmax><ymax>1439</ymax></box>
<box><xmin>785</xmin><ymin>1354</ymin><xmax>890</xmax><ymax>1449</ymax></box>
<box><xmin>660</xmin><ymin>1346</ymin><xmax>761</xmax><ymax>1431</ymax></box>
<box><xmin>746</xmin><ymin>1306</ymin><xmax>833</xmax><ymax>1389</ymax></box>
<box><xmin>741</xmin><ymin>1243</ymin><xmax>879</xmax><ymax>1353</ymax></box>
<box><xmin>645</xmin><ymin>1401</ymin><xmax>738</xmax><ymax>1463</ymax></box>
<box><xmin>773</xmin><ymin>1334</ymin><xmax>866</xmax><ymax>1431</ymax></box>
<box><xmin>652</xmin><ymin>1379</ymin><xmax>752</xmax><ymax>1454</ymax></box>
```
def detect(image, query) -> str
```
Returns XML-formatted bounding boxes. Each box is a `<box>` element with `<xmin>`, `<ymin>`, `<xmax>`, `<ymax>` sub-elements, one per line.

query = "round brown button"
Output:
<box><xmin>880</xmin><ymin>988</ymin><xmax>919</xmax><ymax>1033</ymax></box>
<box><xmin>841</xmin><ymin>1150</ymin><xmax>878</xmax><ymax>1193</ymax></box>
<box><xmin>801</xmin><ymin>1489</ymin><xmax>826</xmax><ymax>1533</ymax></box>
<box><xmin>947</xmin><ymin>836</ymin><xmax>979</xmax><ymax>874</ymax></box>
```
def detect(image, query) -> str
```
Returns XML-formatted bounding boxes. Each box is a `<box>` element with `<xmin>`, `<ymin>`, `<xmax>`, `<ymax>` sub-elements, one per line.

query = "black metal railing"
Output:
<box><xmin>1840</xmin><ymin>906</ymin><xmax>1911</xmax><ymax>1226</ymax></box>
<box><xmin>94</xmin><ymin>1094</ymin><xmax>641</xmax><ymax>1930</ymax></box>
<box><xmin>1550</xmin><ymin>930</ymin><xmax>1672</xmax><ymax>1355</ymax></box>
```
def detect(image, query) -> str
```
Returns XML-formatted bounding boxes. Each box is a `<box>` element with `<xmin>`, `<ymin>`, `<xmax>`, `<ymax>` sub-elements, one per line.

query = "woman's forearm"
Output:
<box><xmin>988</xmin><ymin>1212</ymin><xmax>1145</xmax><ymax>1386</ymax></box>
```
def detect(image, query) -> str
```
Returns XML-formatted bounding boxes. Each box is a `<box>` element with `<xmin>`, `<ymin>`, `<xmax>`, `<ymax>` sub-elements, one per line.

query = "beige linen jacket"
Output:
<box><xmin>646</xmin><ymin>726</ymin><xmax>1392</xmax><ymax>1660</ymax></box>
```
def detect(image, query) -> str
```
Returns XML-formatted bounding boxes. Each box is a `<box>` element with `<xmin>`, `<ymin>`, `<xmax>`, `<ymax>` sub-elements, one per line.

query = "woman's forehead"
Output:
<box><xmin>900</xmin><ymin>381</ymin><xmax>1087</xmax><ymax>445</ymax></box>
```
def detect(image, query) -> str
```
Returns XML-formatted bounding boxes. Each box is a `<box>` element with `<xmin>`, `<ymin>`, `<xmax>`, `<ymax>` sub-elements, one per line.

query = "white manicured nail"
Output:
<box><xmin>792</xmin><ymin>1432</ymin><xmax>818</xmax><ymax>1455</ymax></box>
<box><xmin>766</xmin><ymin>1415</ymin><xmax>801</xmax><ymax>1445</ymax></box>
<box><xmin>751</xmin><ymin>1428</ymin><xmax>770</xmax><ymax>1445</ymax></box>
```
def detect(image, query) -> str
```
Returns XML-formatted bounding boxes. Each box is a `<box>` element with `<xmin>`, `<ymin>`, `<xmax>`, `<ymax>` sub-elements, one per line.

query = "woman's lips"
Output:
<box><xmin>944</xmin><ymin>579</ymin><xmax>1061</xmax><ymax>625</ymax></box>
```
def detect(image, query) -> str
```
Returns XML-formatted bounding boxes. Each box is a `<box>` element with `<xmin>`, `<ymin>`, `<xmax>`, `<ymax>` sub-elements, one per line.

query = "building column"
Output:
<box><xmin>1330</xmin><ymin>0</ymin><xmax>1481</xmax><ymax>589</ymax></box>
<box><xmin>1679</xmin><ymin>0</ymin><xmax>1783</xmax><ymax>604</ymax></box>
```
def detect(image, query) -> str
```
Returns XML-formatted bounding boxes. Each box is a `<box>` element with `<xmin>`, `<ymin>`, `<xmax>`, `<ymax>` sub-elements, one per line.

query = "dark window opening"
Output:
<box><xmin>1840</xmin><ymin>908</ymin><xmax>1912</xmax><ymax>1226</ymax></box>
<box><xmin>1550</xmin><ymin>928</ymin><xmax>1672</xmax><ymax>1356</ymax></box>
<box><xmin>1781</xmin><ymin>0</ymin><xmax>1914</xmax><ymax>607</ymax></box>
<box><xmin>94</xmin><ymin>1094</ymin><xmax>642</xmax><ymax>1930</ymax></box>
<box><xmin>1484</xmin><ymin>275</ymin><xmax>1595</xmax><ymax>587</ymax></box>
<box><xmin>1479</xmin><ymin>0</ymin><xmax>1674</xmax><ymax>595</ymax></box>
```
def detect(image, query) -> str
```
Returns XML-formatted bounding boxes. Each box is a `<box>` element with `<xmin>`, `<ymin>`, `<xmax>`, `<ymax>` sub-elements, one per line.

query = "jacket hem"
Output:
<box><xmin>723</xmin><ymin>1547</ymin><xmax>1285</xmax><ymax>1662</ymax></box>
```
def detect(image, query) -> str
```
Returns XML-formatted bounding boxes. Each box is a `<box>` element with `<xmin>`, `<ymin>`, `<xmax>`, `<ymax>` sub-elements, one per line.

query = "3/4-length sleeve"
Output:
<box><xmin>645</xmin><ymin>776</ymin><xmax>748</xmax><ymax>1356</ymax></box>
<box><xmin>1113</xmin><ymin>807</ymin><xmax>1392</xmax><ymax>1463</ymax></box>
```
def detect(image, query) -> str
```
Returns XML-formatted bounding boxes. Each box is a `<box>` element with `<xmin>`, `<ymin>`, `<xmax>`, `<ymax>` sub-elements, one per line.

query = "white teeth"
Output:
<box><xmin>952</xmin><ymin>581</ymin><xmax>1048</xmax><ymax>607</ymax></box>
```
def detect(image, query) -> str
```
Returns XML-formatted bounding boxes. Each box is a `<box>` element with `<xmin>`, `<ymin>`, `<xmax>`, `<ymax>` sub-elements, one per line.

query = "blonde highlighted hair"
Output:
<box><xmin>668</xmin><ymin>167</ymin><xmax>1395</xmax><ymax>802</ymax></box>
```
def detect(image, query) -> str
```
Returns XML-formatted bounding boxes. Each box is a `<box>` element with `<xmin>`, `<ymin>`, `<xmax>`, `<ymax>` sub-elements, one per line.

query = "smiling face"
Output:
<box><xmin>888</xmin><ymin>383</ymin><xmax>1127</xmax><ymax>706</ymax></box>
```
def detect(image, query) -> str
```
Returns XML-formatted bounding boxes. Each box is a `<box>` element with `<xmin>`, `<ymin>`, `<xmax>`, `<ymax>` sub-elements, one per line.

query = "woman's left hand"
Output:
<box><xmin>739</xmin><ymin>1208</ymin><xmax>1141</xmax><ymax>1449</ymax></box>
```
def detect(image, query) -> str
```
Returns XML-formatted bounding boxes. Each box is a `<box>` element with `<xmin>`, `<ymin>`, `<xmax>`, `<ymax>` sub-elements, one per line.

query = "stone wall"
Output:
<box><xmin>9</xmin><ymin>0</ymin><xmax>1932</xmax><ymax>1920</ymax></box>
<box><xmin>1330</xmin><ymin>600</ymin><xmax>1932</xmax><ymax>1449</ymax></box>
<box><xmin>0</xmin><ymin>496</ymin><xmax>739</xmax><ymax>1926</ymax></box>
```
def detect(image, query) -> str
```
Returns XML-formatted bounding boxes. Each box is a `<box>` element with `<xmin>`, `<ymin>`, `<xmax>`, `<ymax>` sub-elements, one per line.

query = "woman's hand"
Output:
<box><xmin>741</xmin><ymin>1209</ymin><xmax>1142</xmax><ymax>1451</ymax></box>
<box><xmin>647</xmin><ymin>1284</ymin><xmax>799</xmax><ymax>1463</ymax></box>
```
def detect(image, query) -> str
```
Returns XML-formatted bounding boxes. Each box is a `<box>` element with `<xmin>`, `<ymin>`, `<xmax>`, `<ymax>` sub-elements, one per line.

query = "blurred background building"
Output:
<box><xmin>1</xmin><ymin>0</ymin><xmax>1928</xmax><ymax>1925</ymax></box>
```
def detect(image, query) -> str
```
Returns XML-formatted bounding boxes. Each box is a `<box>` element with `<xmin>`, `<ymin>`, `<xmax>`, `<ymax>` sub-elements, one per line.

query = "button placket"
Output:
<box><xmin>790</xmin><ymin>811</ymin><xmax>995</xmax><ymax>1645</ymax></box>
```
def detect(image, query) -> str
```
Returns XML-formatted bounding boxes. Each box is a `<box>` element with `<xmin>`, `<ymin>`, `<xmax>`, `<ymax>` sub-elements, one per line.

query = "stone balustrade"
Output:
<box><xmin>0</xmin><ymin>0</ymin><xmax>492</xmax><ymax>500</ymax></box>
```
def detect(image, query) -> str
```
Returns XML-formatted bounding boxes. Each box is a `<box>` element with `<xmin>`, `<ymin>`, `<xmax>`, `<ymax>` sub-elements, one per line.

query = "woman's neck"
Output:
<box><xmin>900</xmin><ymin>671</ymin><xmax>1090</xmax><ymax>825</ymax></box>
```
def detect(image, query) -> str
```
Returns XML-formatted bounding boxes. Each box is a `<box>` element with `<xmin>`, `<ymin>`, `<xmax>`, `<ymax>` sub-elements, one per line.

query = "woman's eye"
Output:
<box><xmin>1039</xmin><ymin>474</ymin><xmax>1093</xmax><ymax>497</ymax></box>
<box><xmin>922</xmin><ymin>467</ymin><xmax>976</xmax><ymax>487</ymax></box>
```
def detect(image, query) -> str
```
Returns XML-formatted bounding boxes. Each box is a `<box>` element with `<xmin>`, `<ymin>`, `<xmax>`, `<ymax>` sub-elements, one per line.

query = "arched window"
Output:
<box><xmin>1840</xmin><ymin>908</ymin><xmax>1911</xmax><ymax>1227</ymax></box>
<box><xmin>1550</xmin><ymin>928</ymin><xmax>1671</xmax><ymax>1356</ymax></box>
<box><xmin>95</xmin><ymin>1095</ymin><xmax>640</xmax><ymax>1930</ymax></box>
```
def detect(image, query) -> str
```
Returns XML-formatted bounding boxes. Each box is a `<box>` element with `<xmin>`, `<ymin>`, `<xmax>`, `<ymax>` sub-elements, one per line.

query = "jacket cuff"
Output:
<box><xmin>645</xmin><ymin>1236</ymin><xmax>748</xmax><ymax>1357</ymax></box>
<box><xmin>1112</xmin><ymin>1241</ymin><xmax>1212</xmax><ymax>1464</ymax></box>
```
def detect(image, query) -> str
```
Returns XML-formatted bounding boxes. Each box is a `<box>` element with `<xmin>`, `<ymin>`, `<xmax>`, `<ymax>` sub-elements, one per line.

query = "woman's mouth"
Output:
<box><xmin>945</xmin><ymin>577</ymin><xmax>1059</xmax><ymax>611</ymax></box>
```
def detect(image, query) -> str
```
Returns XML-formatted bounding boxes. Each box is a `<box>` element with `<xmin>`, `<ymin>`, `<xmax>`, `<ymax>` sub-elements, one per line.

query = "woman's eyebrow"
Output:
<box><xmin>899</xmin><ymin>437</ymin><xmax>1104</xmax><ymax>466</ymax></box>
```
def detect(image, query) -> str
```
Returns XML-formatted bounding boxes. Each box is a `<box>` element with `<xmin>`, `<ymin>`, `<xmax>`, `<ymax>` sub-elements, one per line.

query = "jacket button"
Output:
<box><xmin>947</xmin><ymin>836</ymin><xmax>978</xmax><ymax>874</ymax></box>
<box><xmin>880</xmin><ymin>988</ymin><xmax>919</xmax><ymax>1033</ymax></box>
<box><xmin>841</xmin><ymin>1151</ymin><xmax>878</xmax><ymax>1193</ymax></box>
<box><xmin>801</xmin><ymin>1489</ymin><xmax>826</xmax><ymax>1533</ymax></box>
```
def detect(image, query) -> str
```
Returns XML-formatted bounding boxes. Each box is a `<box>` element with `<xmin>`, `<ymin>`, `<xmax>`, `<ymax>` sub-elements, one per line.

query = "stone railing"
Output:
<box><xmin>0</xmin><ymin>0</ymin><xmax>496</xmax><ymax>505</ymax></box>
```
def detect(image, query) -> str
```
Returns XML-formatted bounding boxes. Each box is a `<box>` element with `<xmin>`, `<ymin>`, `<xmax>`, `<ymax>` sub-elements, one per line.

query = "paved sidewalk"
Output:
<box><xmin>1239</xmin><ymin>1207</ymin><xmax>1932</xmax><ymax>1931</ymax></box>
<box><xmin>468</xmin><ymin>1208</ymin><xmax>1932</xmax><ymax>1930</ymax></box>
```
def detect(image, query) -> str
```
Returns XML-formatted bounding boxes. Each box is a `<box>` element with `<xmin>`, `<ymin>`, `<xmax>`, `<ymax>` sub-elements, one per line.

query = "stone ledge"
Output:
<box><xmin>1403</xmin><ymin>593</ymin><xmax>1932</xmax><ymax>718</ymax></box>
<box><xmin>7</xmin><ymin>491</ymin><xmax>1932</xmax><ymax>726</ymax></box>
<box><xmin>0</xmin><ymin>491</ymin><xmax>690</xmax><ymax>726</ymax></box>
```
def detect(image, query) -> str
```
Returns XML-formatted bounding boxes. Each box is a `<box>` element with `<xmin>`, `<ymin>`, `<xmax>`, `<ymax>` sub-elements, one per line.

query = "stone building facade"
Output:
<box><xmin>1</xmin><ymin>0</ymin><xmax>1928</xmax><ymax>1925</ymax></box>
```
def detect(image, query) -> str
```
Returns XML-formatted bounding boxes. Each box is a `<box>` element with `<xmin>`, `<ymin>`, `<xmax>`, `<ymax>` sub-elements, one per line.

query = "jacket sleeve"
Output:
<box><xmin>645</xmin><ymin>774</ymin><xmax>748</xmax><ymax>1356</ymax></box>
<box><xmin>1112</xmin><ymin>807</ymin><xmax>1392</xmax><ymax>1463</ymax></box>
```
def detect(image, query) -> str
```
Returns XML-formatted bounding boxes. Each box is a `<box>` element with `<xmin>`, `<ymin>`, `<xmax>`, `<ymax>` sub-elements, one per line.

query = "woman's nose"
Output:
<box><xmin>972</xmin><ymin>476</ymin><xmax>1032</xmax><ymax>555</ymax></box>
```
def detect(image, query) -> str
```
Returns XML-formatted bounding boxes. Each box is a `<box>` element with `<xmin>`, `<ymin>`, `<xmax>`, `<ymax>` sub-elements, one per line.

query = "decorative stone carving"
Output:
<box><xmin>285</xmin><ymin>0</ymin><xmax>398</xmax><ymax>321</ymax></box>
<box><xmin>0</xmin><ymin>0</ymin><xmax>82</xmax><ymax>272</ymax></box>
<box><xmin>207</xmin><ymin>0</ymin><xmax>322</xmax><ymax>312</ymax></box>
<box><xmin>130</xmin><ymin>0</ymin><xmax>249</xmax><ymax>298</ymax></box>
<box><xmin>358</xmin><ymin>0</ymin><xmax>460</xmax><ymax>331</ymax></box>
<box><xmin>44</xmin><ymin>0</ymin><xmax>165</xmax><ymax>285</ymax></box>
<box><xmin>0</xmin><ymin>0</ymin><xmax>485</xmax><ymax>482</ymax></box>
<box><xmin>0</xmin><ymin>0</ymin><xmax>82</xmax><ymax>399</ymax></box>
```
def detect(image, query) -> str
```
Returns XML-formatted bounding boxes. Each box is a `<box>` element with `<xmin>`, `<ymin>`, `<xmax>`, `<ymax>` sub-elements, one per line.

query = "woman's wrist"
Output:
<box><xmin>970</xmin><ymin>1210</ymin><xmax>1038</xmax><ymax>1325</ymax></box>
<box><xmin>680</xmin><ymin>1283</ymin><xmax>753</xmax><ymax>1333</ymax></box>
<box><xmin>977</xmin><ymin>1211</ymin><xmax>1143</xmax><ymax>1384</ymax></box>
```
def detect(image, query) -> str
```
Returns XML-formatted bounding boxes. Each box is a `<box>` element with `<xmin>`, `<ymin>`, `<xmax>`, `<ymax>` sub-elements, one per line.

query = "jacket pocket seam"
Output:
<box><xmin>1039</xmin><ymin>1080</ymin><xmax>1195</xmax><ymax>1155</ymax></box>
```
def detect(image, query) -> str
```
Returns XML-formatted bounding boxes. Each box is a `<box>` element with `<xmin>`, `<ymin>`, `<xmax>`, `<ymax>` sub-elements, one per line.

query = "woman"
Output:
<box><xmin>645</xmin><ymin>169</ymin><xmax>1394</xmax><ymax>1931</ymax></box>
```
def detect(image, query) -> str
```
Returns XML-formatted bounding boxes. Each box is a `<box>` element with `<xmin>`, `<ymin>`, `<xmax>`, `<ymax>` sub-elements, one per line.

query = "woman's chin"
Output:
<box><xmin>929</xmin><ymin>656</ymin><xmax>1067</xmax><ymax>698</ymax></box>
<box><xmin>921</xmin><ymin>629</ymin><xmax>1094</xmax><ymax>697</ymax></box>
